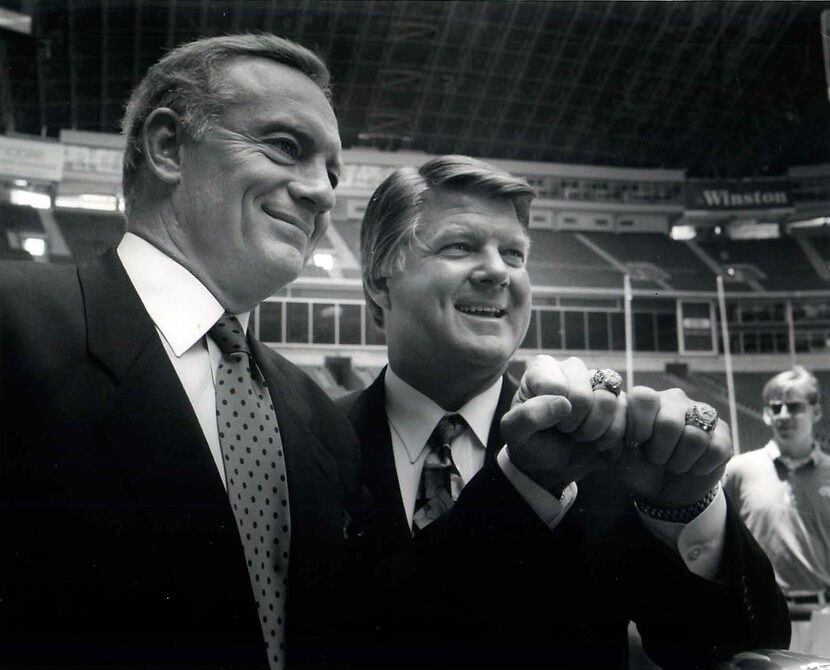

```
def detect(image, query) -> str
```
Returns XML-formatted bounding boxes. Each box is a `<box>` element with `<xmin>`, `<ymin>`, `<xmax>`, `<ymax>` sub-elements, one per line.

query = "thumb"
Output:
<box><xmin>501</xmin><ymin>395</ymin><xmax>572</xmax><ymax>446</ymax></box>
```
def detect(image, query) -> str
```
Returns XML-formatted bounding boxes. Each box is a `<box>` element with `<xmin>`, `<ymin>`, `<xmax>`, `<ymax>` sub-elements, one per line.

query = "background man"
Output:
<box><xmin>0</xmin><ymin>34</ymin><xmax>359</xmax><ymax>669</ymax></box>
<box><xmin>726</xmin><ymin>366</ymin><xmax>830</xmax><ymax>656</ymax></box>
<box><xmin>340</xmin><ymin>155</ymin><xmax>789</xmax><ymax>669</ymax></box>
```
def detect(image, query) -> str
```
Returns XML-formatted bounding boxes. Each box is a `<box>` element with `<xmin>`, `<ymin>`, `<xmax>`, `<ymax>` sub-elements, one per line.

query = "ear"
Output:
<box><xmin>763</xmin><ymin>410</ymin><xmax>772</xmax><ymax>426</ymax></box>
<box><xmin>365</xmin><ymin>277</ymin><xmax>391</xmax><ymax>312</ymax></box>
<box><xmin>142</xmin><ymin>107</ymin><xmax>184</xmax><ymax>186</ymax></box>
<box><xmin>813</xmin><ymin>403</ymin><xmax>822</xmax><ymax>424</ymax></box>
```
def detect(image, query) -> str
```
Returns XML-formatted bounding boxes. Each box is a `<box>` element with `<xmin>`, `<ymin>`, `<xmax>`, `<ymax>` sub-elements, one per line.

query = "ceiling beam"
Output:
<box><xmin>483</xmin><ymin>1</ymin><xmax>551</xmax><ymax>158</ymax></box>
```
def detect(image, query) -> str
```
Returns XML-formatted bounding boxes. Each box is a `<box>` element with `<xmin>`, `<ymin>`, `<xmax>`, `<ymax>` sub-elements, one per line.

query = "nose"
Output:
<box><xmin>288</xmin><ymin>160</ymin><xmax>336</xmax><ymax>214</ymax></box>
<box><xmin>470</xmin><ymin>247</ymin><xmax>510</xmax><ymax>289</ymax></box>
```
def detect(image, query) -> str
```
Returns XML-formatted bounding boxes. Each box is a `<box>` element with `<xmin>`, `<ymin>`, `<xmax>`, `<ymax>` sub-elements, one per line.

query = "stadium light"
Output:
<box><xmin>22</xmin><ymin>237</ymin><xmax>46</xmax><ymax>257</ymax></box>
<box><xmin>312</xmin><ymin>252</ymin><xmax>334</xmax><ymax>271</ymax></box>
<box><xmin>670</xmin><ymin>225</ymin><xmax>696</xmax><ymax>240</ymax></box>
<box><xmin>9</xmin><ymin>189</ymin><xmax>51</xmax><ymax>210</ymax></box>
<box><xmin>54</xmin><ymin>193</ymin><xmax>119</xmax><ymax>211</ymax></box>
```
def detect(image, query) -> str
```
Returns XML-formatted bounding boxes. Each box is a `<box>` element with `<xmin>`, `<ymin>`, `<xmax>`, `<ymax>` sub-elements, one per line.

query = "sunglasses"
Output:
<box><xmin>766</xmin><ymin>402</ymin><xmax>810</xmax><ymax>415</ymax></box>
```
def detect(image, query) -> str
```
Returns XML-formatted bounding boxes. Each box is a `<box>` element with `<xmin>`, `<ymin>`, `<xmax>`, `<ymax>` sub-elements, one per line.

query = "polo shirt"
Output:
<box><xmin>725</xmin><ymin>441</ymin><xmax>830</xmax><ymax>594</ymax></box>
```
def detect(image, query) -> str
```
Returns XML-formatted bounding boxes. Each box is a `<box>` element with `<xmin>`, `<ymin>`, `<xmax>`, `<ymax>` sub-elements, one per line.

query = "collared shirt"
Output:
<box><xmin>385</xmin><ymin>367</ymin><xmax>726</xmax><ymax>579</ymax></box>
<box><xmin>766</xmin><ymin>440</ymin><xmax>823</xmax><ymax>472</ymax></box>
<box><xmin>725</xmin><ymin>440</ymin><xmax>830</xmax><ymax>594</ymax></box>
<box><xmin>385</xmin><ymin>367</ymin><xmax>577</xmax><ymax>531</ymax></box>
<box><xmin>117</xmin><ymin>232</ymin><xmax>248</xmax><ymax>487</ymax></box>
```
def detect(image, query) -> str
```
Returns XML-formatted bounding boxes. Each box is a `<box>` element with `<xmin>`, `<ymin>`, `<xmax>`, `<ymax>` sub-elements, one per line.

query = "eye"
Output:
<box><xmin>443</xmin><ymin>242</ymin><xmax>473</xmax><ymax>253</ymax></box>
<box><xmin>267</xmin><ymin>137</ymin><xmax>300</xmax><ymax>159</ymax></box>
<box><xmin>503</xmin><ymin>248</ymin><xmax>526</xmax><ymax>265</ymax></box>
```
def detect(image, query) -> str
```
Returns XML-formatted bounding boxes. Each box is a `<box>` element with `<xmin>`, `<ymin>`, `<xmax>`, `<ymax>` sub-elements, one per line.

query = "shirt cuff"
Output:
<box><xmin>636</xmin><ymin>485</ymin><xmax>727</xmax><ymax>580</ymax></box>
<box><xmin>497</xmin><ymin>446</ymin><xmax>577</xmax><ymax>530</ymax></box>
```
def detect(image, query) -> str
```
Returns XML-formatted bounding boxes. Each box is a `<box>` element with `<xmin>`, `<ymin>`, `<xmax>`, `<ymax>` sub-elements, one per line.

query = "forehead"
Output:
<box><xmin>215</xmin><ymin>57</ymin><xmax>341</xmax><ymax>155</ymax></box>
<box><xmin>419</xmin><ymin>188</ymin><xmax>527</xmax><ymax>238</ymax></box>
<box><xmin>767</xmin><ymin>382</ymin><xmax>812</xmax><ymax>403</ymax></box>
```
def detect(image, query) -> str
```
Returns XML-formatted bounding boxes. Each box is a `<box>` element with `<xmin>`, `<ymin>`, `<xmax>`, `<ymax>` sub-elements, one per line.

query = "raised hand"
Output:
<box><xmin>501</xmin><ymin>355</ymin><xmax>627</xmax><ymax>496</ymax></box>
<box><xmin>615</xmin><ymin>386</ymin><xmax>731</xmax><ymax>508</ymax></box>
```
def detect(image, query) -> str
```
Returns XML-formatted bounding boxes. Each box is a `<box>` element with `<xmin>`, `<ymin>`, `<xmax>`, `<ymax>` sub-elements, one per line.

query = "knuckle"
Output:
<box><xmin>661</xmin><ymin>387</ymin><xmax>688</xmax><ymax>403</ymax></box>
<box><xmin>629</xmin><ymin>385</ymin><xmax>658</xmax><ymax>407</ymax></box>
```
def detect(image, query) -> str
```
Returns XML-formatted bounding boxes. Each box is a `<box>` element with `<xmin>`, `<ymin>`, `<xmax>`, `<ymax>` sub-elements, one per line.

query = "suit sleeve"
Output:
<box><xmin>365</xmin><ymin>460</ymin><xmax>789</xmax><ymax>669</ymax></box>
<box><xmin>628</xmin><ymin>498</ymin><xmax>790</xmax><ymax>669</ymax></box>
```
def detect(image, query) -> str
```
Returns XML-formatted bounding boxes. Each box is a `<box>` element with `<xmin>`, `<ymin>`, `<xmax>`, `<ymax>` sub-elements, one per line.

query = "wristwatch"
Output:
<box><xmin>633</xmin><ymin>484</ymin><xmax>720</xmax><ymax>524</ymax></box>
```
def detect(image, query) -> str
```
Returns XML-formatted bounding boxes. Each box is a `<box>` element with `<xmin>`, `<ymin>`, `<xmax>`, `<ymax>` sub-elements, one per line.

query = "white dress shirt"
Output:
<box><xmin>385</xmin><ymin>367</ymin><xmax>577</xmax><ymax>530</ymax></box>
<box><xmin>385</xmin><ymin>366</ymin><xmax>727</xmax><ymax>579</ymax></box>
<box><xmin>117</xmin><ymin>232</ymin><xmax>248</xmax><ymax>488</ymax></box>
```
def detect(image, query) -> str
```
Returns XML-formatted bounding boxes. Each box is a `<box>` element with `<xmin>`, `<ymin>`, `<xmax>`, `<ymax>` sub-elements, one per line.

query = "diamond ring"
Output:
<box><xmin>685</xmin><ymin>403</ymin><xmax>719</xmax><ymax>433</ymax></box>
<box><xmin>589</xmin><ymin>369</ymin><xmax>623</xmax><ymax>396</ymax></box>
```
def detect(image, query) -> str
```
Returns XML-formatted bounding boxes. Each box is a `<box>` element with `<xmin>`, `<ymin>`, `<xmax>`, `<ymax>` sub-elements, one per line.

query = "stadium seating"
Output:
<box><xmin>697</xmin><ymin>236</ymin><xmax>830</xmax><ymax>291</ymax></box>
<box><xmin>579</xmin><ymin>232</ymin><xmax>716</xmax><ymax>291</ymax></box>
<box><xmin>527</xmin><ymin>229</ymin><xmax>623</xmax><ymax>288</ymax></box>
<box><xmin>52</xmin><ymin>209</ymin><xmax>124</xmax><ymax>262</ymax></box>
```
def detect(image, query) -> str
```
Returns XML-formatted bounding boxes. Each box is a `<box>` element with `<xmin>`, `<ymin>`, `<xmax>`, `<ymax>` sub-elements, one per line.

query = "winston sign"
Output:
<box><xmin>685</xmin><ymin>180</ymin><xmax>792</xmax><ymax>214</ymax></box>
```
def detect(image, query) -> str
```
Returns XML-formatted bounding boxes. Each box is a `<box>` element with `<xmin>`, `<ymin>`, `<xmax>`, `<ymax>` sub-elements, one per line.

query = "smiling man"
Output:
<box><xmin>339</xmin><ymin>155</ymin><xmax>789</xmax><ymax>668</ymax></box>
<box><xmin>0</xmin><ymin>35</ymin><xmax>359</xmax><ymax>669</ymax></box>
<box><xmin>726</xmin><ymin>366</ymin><xmax>830</xmax><ymax>655</ymax></box>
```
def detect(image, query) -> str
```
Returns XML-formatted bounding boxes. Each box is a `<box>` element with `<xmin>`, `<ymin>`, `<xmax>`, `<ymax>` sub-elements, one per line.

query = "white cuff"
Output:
<box><xmin>497</xmin><ymin>446</ymin><xmax>577</xmax><ymax>530</ymax></box>
<box><xmin>636</xmin><ymin>486</ymin><xmax>727</xmax><ymax>580</ymax></box>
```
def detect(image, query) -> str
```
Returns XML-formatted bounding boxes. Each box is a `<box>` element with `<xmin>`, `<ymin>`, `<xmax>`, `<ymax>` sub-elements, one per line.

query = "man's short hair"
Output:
<box><xmin>762</xmin><ymin>365</ymin><xmax>821</xmax><ymax>405</ymax></box>
<box><xmin>360</xmin><ymin>155</ymin><xmax>536</xmax><ymax>326</ymax></box>
<box><xmin>121</xmin><ymin>33</ymin><xmax>331</xmax><ymax>214</ymax></box>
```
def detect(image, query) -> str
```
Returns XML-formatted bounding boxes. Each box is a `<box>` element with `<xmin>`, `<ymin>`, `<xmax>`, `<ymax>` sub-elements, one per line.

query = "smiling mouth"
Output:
<box><xmin>262</xmin><ymin>206</ymin><xmax>314</xmax><ymax>238</ymax></box>
<box><xmin>455</xmin><ymin>304</ymin><xmax>506</xmax><ymax>318</ymax></box>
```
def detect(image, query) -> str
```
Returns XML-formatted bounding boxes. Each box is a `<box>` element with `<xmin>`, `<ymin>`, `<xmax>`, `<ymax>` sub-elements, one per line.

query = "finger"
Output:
<box><xmin>570</xmin><ymin>389</ymin><xmax>617</xmax><ymax>443</ymax></box>
<box><xmin>642</xmin><ymin>389</ymin><xmax>687</xmax><ymax>465</ymax></box>
<box><xmin>520</xmin><ymin>355</ymin><xmax>569</xmax><ymax>400</ymax></box>
<box><xmin>501</xmin><ymin>395</ymin><xmax>573</xmax><ymax>446</ymax></box>
<box><xmin>625</xmin><ymin>386</ymin><xmax>660</xmax><ymax>448</ymax></box>
<box><xmin>556</xmin><ymin>357</ymin><xmax>593</xmax><ymax>433</ymax></box>
<box><xmin>691</xmin><ymin>420</ymin><xmax>733</xmax><ymax>475</ymax></box>
<box><xmin>665</xmin><ymin>425</ymin><xmax>710</xmax><ymax>474</ymax></box>
<box><xmin>595</xmin><ymin>391</ymin><xmax>628</xmax><ymax>453</ymax></box>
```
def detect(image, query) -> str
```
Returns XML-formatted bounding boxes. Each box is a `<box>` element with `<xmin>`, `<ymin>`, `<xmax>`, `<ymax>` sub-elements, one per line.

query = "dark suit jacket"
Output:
<box><xmin>0</xmin><ymin>251</ymin><xmax>362</xmax><ymax>668</ymax></box>
<box><xmin>338</xmin><ymin>370</ymin><xmax>790</xmax><ymax>669</ymax></box>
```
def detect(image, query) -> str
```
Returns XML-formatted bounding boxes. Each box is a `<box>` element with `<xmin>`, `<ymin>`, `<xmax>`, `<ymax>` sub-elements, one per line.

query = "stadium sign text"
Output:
<box><xmin>0</xmin><ymin>135</ymin><xmax>64</xmax><ymax>182</ymax></box>
<box><xmin>685</xmin><ymin>180</ymin><xmax>792</xmax><ymax>213</ymax></box>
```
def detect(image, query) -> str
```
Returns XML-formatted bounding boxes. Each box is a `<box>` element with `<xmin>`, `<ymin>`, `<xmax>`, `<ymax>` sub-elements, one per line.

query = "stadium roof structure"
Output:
<box><xmin>2</xmin><ymin>0</ymin><xmax>830</xmax><ymax>179</ymax></box>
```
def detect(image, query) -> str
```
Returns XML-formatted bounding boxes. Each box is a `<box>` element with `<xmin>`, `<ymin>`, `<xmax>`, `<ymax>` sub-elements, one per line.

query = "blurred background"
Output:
<box><xmin>1</xmin><ymin>0</ymin><xmax>829</xmax><ymax>454</ymax></box>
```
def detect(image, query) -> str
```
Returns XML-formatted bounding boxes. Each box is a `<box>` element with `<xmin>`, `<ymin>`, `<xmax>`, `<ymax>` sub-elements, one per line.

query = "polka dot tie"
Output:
<box><xmin>209</xmin><ymin>314</ymin><xmax>289</xmax><ymax>670</ymax></box>
<box><xmin>412</xmin><ymin>414</ymin><xmax>467</xmax><ymax>531</ymax></box>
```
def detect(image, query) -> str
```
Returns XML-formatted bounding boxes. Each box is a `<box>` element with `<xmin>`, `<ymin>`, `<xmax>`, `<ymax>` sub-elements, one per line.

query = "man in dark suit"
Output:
<box><xmin>0</xmin><ymin>34</ymin><xmax>359</xmax><ymax>669</ymax></box>
<box><xmin>338</xmin><ymin>155</ymin><xmax>790</xmax><ymax>668</ymax></box>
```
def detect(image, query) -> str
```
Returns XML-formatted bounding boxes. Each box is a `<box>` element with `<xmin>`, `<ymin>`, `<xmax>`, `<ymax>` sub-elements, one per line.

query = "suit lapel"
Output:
<box><xmin>79</xmin><ymin>250</ymin><xmax>230</xmax><ymax>511</ymax></box>
<box><xmin>484</xmin><ymin>373</ymin><xmax>518</xmax><ymax>463</ymax></box>
<box><xmin>249</xmin><ymin>338</ymin><xmax>339</xmax><ymax>494</ymax></box>
<box><xmin>248</xmin><ymin>339</ymin><xmax>343</xmax><ymax>565</ymax></box>
<box><xmin>347</xmin><ymin>369</ymin><xmax>412</xmax><ymax>548</ymax></box>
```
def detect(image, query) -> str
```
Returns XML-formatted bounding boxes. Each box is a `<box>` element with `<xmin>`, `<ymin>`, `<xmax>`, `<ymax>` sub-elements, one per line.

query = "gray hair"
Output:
<box><xmin>120</xmin><ymin>33</ymin><xmax>331</xmax><ymax>214</ymax></box>
<box><xmin>360</xmin><ymin>155</ymin><xmax>536</xmax><ymax>327</ymax></box>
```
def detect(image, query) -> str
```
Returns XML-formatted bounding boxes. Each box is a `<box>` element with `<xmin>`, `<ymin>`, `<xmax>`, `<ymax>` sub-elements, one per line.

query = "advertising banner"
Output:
<box><xmin>0</xmin><ymin>135</ymin><xmax>63</xmax><ymax>181</ymax></box>
<box><xmin>685</xmin><ymin>180</ymin><xmax>793</xmax><ymax>215</ymax></box>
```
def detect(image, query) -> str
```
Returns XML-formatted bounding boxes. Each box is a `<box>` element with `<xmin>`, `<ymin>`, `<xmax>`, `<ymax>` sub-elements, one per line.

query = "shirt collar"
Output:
<box><xmin>384</xmin><ymin>366</ymin><xmax>503</xmax><ymax>464</ymax></box>
<box><xmin>765</xmin><ymin>439</ymin><xmax>826</xmax><ymax>470</ymax></box>
<box><xmin>117</xmin><ymin>232</ymin><xmax>249</xmax><ymax>356</ymax></box>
